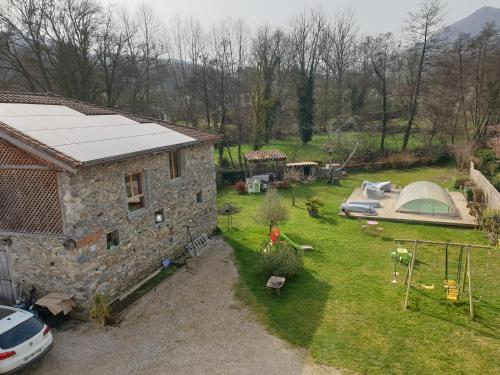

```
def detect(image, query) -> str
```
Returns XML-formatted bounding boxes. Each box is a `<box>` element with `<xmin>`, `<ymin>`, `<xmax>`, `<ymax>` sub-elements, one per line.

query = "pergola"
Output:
<box><xmin>285</xmin><ymin>161</ymin><xmax>319</xmax><ymax>179</ymax></box>
<box><xmin>244</xmin><ymin>149</ymin><xmax>287</xmax><ymax>176</ymax></box>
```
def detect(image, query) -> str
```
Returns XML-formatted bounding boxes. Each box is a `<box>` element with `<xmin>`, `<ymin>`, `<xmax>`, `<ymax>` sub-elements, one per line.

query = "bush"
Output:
<box><xmin>452</xmin><ymin>176</ymin><xmax>471</xmax><ymax>190</ymax></box>
<box><xmin>219</xmin><ymin>169</ymin><xmax>246</xmax><ymax>185</ymax></box>
<box><xmin>259</xmin><ymin>241</ymin><xmax>303</xmax><ymax>278</ymax></box>
<box><xmin>277</xmin><ymin>180</ymin><xmax>290</xmax><ymax>189</ymax></box>
<box><xmin>389</xmin><ymin>153</ymin><xmax>418</xmax><ymax>169</ymax></box>
<box><xmin>480</xmin><ymin>209</ymin><xmax>500</xmax><ymax>244</ymax></box>
<box><xmin>472</xmin><ymin>186</ymin><xmax>484</xmax><ymax>203</ymax></box>
<box><xmin>234</xmin><ymin>180</ymin><xmax>247</xmax><ymax>194</ymax></box>
<box><xmin>474</xmin><ymin>148</ymin><xmax>497</xmax><ymax>166</ymax></box>
<box><xmin>486</xmin><ymin>162</ymin><xmax>499</xmax><ymax>177</ymax></box>
<box><xmin>90</xmin><ymin>293</ymin><xmax>110</xmax><ymax>327</ymax></box>
<box><xmin>415</xmin><ymin>144</ymin><xmax>450</xmax><ymax>164</ymax></box>
<box><xmin>464</xmin><ymin>187</ymin><xmax>473</xmax><ymax>202</ymax></box>
<box><xmin>492</xmin><ymin>173</ymin><xmax>500</xmax><ymax>191</ymax></box>
<box><xmin>450</xmin><ymin>143</ymin><xmax>474</xmax><ymax>170</ymax></box>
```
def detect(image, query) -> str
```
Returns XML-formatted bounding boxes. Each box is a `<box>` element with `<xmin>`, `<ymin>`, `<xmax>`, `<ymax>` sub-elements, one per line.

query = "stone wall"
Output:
<box><xmin>5</xmin><ymin>143</ymin><xmax>217</xmax><ymax>308</ymax></box>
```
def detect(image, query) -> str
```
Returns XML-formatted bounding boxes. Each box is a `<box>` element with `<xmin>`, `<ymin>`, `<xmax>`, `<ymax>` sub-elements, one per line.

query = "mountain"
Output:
<box><xmin>447</xmin><ymin>6</ymin><xmax>500</xmax><ymax>39</ymax></box>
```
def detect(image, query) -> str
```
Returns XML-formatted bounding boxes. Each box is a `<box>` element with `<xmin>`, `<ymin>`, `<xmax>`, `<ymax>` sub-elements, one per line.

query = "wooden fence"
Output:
<box><xmin>470</xmin><ymin>162</ymin><xmax>500</xmax><ymax>210</ymax></box>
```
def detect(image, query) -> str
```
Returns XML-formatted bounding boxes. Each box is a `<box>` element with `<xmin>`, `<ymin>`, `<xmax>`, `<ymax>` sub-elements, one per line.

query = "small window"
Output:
<box><xmin>125</xmin><ymin>172</ymin><xmax>145</xmax><ymax>212</ymax></box>
<box><xmin>168</xmin><ymin>150</ymin><xmax>182</xmax><ymax>179</ymax></box>
<box><xmin>106</xmin><ymin>229</ymin><xmax>119</xmax><ymax>250</ymax></box>
<box><xmin>196</xmin><ymin>191</ymin><xmax>203</xmax><ymax>203</ymax></box>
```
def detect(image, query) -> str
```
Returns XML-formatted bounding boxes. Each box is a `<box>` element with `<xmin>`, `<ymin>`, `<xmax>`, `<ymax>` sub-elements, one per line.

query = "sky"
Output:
<box><xmin>106</xmin><ymin>0</ymin><xmax>500</xmax><ymax>34</ymax></box>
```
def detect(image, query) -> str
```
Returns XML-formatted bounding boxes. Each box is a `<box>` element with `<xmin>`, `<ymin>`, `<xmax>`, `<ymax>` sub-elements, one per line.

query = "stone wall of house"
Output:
<box><xmin>5</xmin><ymin>143</ymin><xmax>217</xmax><ymax>309</ymax></box>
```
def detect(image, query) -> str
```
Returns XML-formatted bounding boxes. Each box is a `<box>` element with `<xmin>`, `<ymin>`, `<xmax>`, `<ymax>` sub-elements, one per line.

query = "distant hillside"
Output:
<box><xmin>447</xmin><ymin>6</ymin><xmax>500</xmax><ymax>39</ymax></box>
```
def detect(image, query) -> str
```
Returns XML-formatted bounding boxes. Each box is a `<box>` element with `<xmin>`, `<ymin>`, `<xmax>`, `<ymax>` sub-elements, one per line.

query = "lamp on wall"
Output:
<box><xmin>154</xmin><ymin>209</ymin><xmax>164</xmax><ymax>224</ymax></box>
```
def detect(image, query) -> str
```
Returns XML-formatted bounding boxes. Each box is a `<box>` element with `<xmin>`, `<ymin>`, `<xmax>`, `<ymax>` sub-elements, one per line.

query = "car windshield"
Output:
<box><xmin>0</xmin><ymin>317</ymin><xmax>44</xmax><ymax>349</ymax></box>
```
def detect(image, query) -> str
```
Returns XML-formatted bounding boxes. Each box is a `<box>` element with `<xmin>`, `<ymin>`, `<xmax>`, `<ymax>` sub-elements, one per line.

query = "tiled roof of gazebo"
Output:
<box><xmin>244</xmin><ymin>149</ymin><xmax>287</xmax><ymax>162</ymax></box>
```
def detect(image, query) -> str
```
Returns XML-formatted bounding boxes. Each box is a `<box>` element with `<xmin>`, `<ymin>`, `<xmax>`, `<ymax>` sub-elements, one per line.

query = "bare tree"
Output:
<box><xmin>322</xmin><ymin>9</ymin><xmax>358</xmax><ymax>116</ymax></box>
<box><xmin>290</xmin><ymin>9</ymin><xmax>325</xmax><ymax>145</ymax></box>
<box><xmin>401</xmin><ymin>0</ymin><xmax>445</xmax><ymax>151</ymax></box>
<box><xmin>365</xmin><ymin>33</ymin><xmax>396</xmax><ymax>152</ymax></box>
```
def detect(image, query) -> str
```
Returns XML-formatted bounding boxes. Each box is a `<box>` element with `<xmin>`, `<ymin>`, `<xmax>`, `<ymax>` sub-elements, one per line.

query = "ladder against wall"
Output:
<box><xmin>185</xmin><ymin>233</ymin><xmax>209</xmax><ymax>257</ymax></box>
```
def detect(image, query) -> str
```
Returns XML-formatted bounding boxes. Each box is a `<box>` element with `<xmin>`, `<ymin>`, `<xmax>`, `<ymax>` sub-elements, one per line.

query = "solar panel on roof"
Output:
<box><xmin>0</xmin><ymin>104</ymin><xmax>196</xmax><ymax>163</ymax></box>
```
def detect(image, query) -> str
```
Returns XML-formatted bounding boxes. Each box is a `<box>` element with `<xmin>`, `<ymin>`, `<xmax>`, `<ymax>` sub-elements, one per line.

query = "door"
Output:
<box><xmin>0</xmin><ymin>239</ymin><xmax>16</xmax><ymax>304</ymax></box>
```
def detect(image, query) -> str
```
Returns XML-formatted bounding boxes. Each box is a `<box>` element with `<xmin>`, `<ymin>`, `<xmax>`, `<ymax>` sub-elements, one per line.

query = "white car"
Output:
<box><xmin>0</xmin><ymin>305</ymin><xmax>53</xmax><ymax>374</ymax></box>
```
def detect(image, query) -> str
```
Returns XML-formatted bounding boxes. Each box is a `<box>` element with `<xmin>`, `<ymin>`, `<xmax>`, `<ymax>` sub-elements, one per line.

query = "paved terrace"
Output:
<box><xmin>340</xmin><ymin>188</ymin><xmax>478</xmax><ymax>228</ymax></box>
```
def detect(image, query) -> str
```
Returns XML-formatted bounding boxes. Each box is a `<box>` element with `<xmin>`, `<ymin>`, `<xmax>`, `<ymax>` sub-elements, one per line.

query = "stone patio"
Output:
<box><xmin>340</xmin><ymin>188</ymin><xmax>478</xmax><ymax>227</ymax></box>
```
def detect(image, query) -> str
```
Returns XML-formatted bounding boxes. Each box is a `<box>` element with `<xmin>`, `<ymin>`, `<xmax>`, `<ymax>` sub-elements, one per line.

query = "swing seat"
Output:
<box><xmin>445</xmin><ymin>280</ymin><xmax>459</xmax><ymax>302</ymax></box>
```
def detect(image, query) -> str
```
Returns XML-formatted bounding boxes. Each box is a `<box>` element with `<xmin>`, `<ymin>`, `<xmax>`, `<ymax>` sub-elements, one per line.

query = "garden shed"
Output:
<box><xmin>396</xmin><ymin>181</ymin><xmax>458</xmax><ymax>216</ymax></box>
<box><xmin>244</xmin><ymin>149</ymin><xmax>287</xmax><ymax>177</ymax></box>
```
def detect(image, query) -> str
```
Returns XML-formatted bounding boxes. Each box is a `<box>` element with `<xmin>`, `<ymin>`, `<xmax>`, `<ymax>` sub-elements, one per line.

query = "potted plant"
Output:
<box><xmin>305</xmin><ymin>197</ymin><xmax>322</xmax><ymax>217</ymax></box>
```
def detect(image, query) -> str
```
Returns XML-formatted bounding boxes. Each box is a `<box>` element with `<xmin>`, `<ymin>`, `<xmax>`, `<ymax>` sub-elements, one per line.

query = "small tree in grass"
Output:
<box><xmin>284</xmin><ymin>168</ymin><xmax>302</xmax><ymax>206</ymax></box>
<box><xmin>257</xmin><ymin>188</ymin><xmax>289</xmax><ymax>234</ymax></box>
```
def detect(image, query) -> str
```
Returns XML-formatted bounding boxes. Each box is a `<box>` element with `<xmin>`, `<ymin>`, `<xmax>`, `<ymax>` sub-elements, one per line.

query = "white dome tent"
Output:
<box><xmin>396</xmin><ymin>181</ymin><xmax>458</xmax><ymax>217</ymax></box>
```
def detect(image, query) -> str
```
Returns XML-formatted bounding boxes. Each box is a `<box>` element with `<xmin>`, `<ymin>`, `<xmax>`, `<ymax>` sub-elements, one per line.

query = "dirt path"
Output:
<box><xmin>23</xmin><ymin>238</ymin><xmax>342</xmax><ymax>375</ymax></box>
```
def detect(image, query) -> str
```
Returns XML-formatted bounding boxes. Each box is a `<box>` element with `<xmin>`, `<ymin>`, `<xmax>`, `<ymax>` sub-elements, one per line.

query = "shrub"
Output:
<box><xmin>234</xmin><ymin>180</ymin><xmax>247</xmax><ymax>194</ymax></box>
<box><xmin>486</xmin><ymin>162</ymin><xmax>499</xmax><ymax>177</ymax></box>
<box><xmin>450</xmin><ymin>143</ymin><xmax>474</xmax><ymax>170</ymax></box>
<box><xmin>474</xmin><ymin>148</ymin><xmax>497</xmax><ymax>166</ymax></box>
<box><xmin>480</xmin><ymin>209</ymin><xmax>500</xmax><ymax>244</ymax></box>
<box><xmin>259</xmin><ymin>241</ymin><xmax>303</xmax><ymax>278</ymax></box>
<box><xmin>277</xmin><ymin>180</ymin><xmax>290</xmax><ymax>189</ymax></box>
<box><xmin>452</xmin><ymin>176</ymin><xmax>471</xmax><ymax>190</ymax></box>
<box><xmin>492</xmin><ymin>173</ymin><xmax>500</xmax><ymax>191</ymax></box>
<box><xmin>472</xmin><ymin>186</ymin><xmax>484</xmax><ymax>203</ymax></box>
<box><xmin>220</xmin><ymin>169</ymin><xmax>246</xmax><ymax>185</ymax></box>
<box><xmin>389</xmin><ymin>153</ymin><xmax>418</xmax><ymax>169</ymax></box>
<box><xmin>464</xmin><ymin>187</ymin><xmax>473</xmax><ymax>202</ymax></box>
<box><xmin>90</xmin><ymin>293</ymin><xmax>110</xmax><ymax>327</ymax></box>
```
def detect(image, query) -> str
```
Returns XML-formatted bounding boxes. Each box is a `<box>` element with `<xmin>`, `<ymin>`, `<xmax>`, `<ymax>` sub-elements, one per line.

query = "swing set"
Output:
<box><xmin>393</xmin><ymin>239</ymin><xmax>496</xmax><ymax>319</ymax></box>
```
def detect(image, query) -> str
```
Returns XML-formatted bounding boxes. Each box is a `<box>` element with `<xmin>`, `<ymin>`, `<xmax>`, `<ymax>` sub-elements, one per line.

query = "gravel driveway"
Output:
<box><xmin>23</xmin><ymin>238</ymin><xmax>341</xmax><ymax>375</ymax></box>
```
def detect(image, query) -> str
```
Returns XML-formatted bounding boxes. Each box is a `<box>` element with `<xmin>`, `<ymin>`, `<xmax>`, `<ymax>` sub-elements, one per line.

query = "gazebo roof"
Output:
<box><xmin>286</xmin><ymin>161</ymin><xmax>318</xmax><ymax>167</ymax></box>
<box><xmin>244</xmin><ymin>149</ymin><xmax>287</xmax><ymax>162</ymax></box>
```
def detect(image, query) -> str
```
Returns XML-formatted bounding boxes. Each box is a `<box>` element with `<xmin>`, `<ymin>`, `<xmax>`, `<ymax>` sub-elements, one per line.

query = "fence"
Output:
<box><xmin>470</xmin><ymin>162</ymin><xmax>500</xmax><ymax>210</ymax></box>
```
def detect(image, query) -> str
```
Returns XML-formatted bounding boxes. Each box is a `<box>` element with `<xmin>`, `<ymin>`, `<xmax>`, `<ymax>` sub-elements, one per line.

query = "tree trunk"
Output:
<box><xmin>402</xmin><ymin>25</ymin><xmax>428</xmax><ymax>152</ymax></box>
<box><xmin>380</xmin><ymin>79</ymin><xmax>388</xmax><ymax>152</ymax></box>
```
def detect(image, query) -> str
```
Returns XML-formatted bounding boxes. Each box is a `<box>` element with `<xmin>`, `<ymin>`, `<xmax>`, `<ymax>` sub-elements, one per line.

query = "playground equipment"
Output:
<box><xmin>268</xmin><ymin>227</ymin><xmax>313</xmax><ymax>251</ymax></box>
<box><xmin>279</xmin><ymin>232</ymin><xmax>313</xmax><ymax>251</ymax></box>
<box><xmin>393</xmin><ymin>239</ymin><xmax>495</xmax><ymax>319</ymax></box>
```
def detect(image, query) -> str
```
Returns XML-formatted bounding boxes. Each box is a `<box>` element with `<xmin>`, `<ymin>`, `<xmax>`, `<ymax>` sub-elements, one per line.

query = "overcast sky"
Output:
<box><xmin>106</xmin><ymin>0</ymin><xmax>500</xmax><ymax>34</ymax></box>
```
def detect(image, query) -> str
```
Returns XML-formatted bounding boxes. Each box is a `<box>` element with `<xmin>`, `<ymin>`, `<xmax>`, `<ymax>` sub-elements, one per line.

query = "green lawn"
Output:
<box><xmin>216</xmin><ymin>131</ymin><xmax>431</xmax><ymax>166</ymax></box>
<box><xmin>217</xmin><ymin>166</ymin><xmax>500</xmax><ymax>375</ymax></box>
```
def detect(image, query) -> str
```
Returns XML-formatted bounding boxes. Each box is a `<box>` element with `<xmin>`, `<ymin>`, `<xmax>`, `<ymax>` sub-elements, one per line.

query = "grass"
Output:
<box><xmin>217</xmin><ymin>166</ymin><xmax>500</xmax><ymax>375</ymax></box>
<box><xmin>216</xmin><ymin>131</ymin><xmax>432</xmax><ymax>166</ymax></box>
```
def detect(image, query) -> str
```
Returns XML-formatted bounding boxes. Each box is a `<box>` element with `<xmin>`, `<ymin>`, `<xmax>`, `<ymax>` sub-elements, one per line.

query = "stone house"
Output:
<box><xmin>0</xmin><ymin>92</ymin><xmax>221</xmax><ymax>309</ymax></box>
